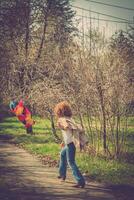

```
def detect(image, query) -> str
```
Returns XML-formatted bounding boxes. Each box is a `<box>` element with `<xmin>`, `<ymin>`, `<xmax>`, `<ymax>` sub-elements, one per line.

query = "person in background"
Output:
<box><xmin>54</xmin><ymin>101</ymin><xmax>85</xmax><ymax>188</ymax></box>
<box><xmin>9</xmin><ymin>99</ymin><xmax>34</xmax><ymax>134</ymax></box>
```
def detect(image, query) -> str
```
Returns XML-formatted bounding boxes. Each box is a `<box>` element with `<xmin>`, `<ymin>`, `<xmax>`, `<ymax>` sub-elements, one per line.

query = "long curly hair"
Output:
<box><xmin>54</xmin><ymin>101</ymin><xmax>72</xmax><ymax>118</ymax></box>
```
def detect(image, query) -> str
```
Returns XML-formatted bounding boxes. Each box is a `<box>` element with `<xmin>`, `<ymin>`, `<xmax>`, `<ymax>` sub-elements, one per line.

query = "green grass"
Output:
<box><xmin>76</xmin><ymin>153</ymin><xmax>134</xmax><ymax>185</ymax></box>
<box><xmin>0</xmin><ymin>116</ymin><xmax>134</xmax><ymax>185</ymax></box>
<box><xmin>25</xmin><ymin>143</ymin><xmax>60</xmax><ymax>159</ymax></box>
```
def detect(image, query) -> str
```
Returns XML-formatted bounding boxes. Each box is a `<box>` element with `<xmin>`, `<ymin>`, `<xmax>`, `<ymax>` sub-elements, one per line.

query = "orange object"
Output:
<box><xmin>10</xmin><ymin>100</ymin><xmax>35</xmax><ymax>128</ymax></box>
<box><xmin>60</xmin><ymin>142</ymin><xmax>65</xmax><ymax>148</ymax></box>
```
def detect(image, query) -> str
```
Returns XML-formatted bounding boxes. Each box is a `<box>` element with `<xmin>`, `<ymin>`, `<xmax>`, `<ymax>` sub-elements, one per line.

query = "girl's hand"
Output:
<box><xmin>57</xmin><ymin>121</ymin><xmax>68</xmax><ymax>130</ymax></box>
<box><xmin>60</xmin><ymin>142</ymin><xmax>65</xmax><ymax>148</ymax></box>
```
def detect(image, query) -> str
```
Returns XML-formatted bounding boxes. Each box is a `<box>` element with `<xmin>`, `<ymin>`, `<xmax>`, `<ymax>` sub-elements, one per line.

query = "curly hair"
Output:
<box><xmin>54</xmin><ymin>101</ymin><xmax>72</xmax><ymax>118</ymax></box>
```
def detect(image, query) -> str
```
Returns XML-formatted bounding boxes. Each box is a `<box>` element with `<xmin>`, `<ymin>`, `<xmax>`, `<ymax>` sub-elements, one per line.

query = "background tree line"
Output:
<box><xmin>0</xmin><ymin>0</ymin><xmax>134</xmax><ymax>158</ymax></box>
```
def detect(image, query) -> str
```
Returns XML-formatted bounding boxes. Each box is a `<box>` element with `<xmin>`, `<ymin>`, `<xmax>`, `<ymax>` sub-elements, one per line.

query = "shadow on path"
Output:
<box><xmin>0</xmin><ymin>141</ymin><xmax>116</xmax><ymax>200</ymax></box>
<box><xmin>109</xmin><ymin>184</ymin><xmax>134</xmax><ymax>200</ymax></box>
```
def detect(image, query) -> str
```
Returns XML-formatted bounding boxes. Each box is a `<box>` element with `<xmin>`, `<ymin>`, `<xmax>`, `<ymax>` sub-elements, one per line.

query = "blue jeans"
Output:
<box><xmin>59</xmin><ymin>142</ymin><xmax>85</xmax><ymax>185</ymax></box>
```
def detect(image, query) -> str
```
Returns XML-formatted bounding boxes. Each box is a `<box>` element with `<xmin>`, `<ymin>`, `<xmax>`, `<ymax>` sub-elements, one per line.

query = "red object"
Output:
<box><xmin>60</xmin><ymin>142</ymin><xmax>65</xmax><ymax>148</ymax></box>
<box><xmin>18</xmin><ymin>115</ymin><xmax>25</xmax><ymax>122</ymax></box>
<box><xmin>11</xmin><ymin>100</ymin><xmax>35</xmax><ymax>128</ymax></box>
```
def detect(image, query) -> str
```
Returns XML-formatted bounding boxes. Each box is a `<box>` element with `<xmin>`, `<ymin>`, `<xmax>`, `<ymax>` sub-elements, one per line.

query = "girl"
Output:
<box><xmin>54</xmin><ymin>101</ymin><xmax>85</xmax><ymax>188</ymax></box>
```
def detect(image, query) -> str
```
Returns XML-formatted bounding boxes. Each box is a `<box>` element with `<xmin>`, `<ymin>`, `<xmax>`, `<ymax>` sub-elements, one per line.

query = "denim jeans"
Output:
<box><xmin>59</xmin><ymin>142</ymin><xmax>85</xmax><ymax>185</ymax></box>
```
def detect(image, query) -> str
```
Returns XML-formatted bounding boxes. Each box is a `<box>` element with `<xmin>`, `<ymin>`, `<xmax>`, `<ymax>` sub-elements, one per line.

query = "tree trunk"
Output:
<box><xmin>36</xmin><ymin>0</ymin><xmax>52</xmax><ymax>61</ymax></box>
<box><xmin>25</xmin><ymin>0</ymin><xmax>31</xmax><ymax>60</ymax></box>
<box><xmin>96</xmin><ymin>79</ymin><xmax>107</xmax><ymax>153</ymax></box>
<box><xmin>102</xmin><ymin>105</ymin><xmax>107</xmax><ymax>152</ymax></box>
<box><xmin>48</xmin><ymin>109</ymin><xmax>61</xmax><ymax>142</ymax></box>
<box><xmin>116</xmin><ymin>114</ymin><xmax>120</xmax><ymax>157</ymax></box>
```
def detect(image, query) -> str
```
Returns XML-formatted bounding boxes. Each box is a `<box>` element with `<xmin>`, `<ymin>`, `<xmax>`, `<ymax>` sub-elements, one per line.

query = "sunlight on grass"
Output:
<box><xmin>76</xmin><ymin>153</ymin><xmax>134</xmax><ymax>184</ymax></box>
<box><xmin>0</xmin><ymin>116</ymin><xmax>134</xmax><ymax>185</ymax></box>
<box><xmin>24</xmin><ymin>143</ymin><xmax>60</xmax><ymax>159</ymax></box>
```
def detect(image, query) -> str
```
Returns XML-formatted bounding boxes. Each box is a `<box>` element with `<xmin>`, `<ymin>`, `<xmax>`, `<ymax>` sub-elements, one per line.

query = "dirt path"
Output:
<box><xmin>0</xmin><ymin>141</ymin><xmax>116</xmax><ymax>200</ymax></box>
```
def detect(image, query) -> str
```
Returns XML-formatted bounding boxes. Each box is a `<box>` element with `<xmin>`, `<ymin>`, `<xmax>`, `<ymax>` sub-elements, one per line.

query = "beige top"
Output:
<box><xmin>61</xmin><ymin>129</ymin><xmax>73</xmax><ymax>145</ymax></box>
<box><xmin>57</xmin><ymin>117</ymin><xmax>76</xmax><ymax>145</ymax></box>
<box><xmin>58</xmin><ymin>117</ymin><xmax>88</xmax><ymax>147</ymax></box>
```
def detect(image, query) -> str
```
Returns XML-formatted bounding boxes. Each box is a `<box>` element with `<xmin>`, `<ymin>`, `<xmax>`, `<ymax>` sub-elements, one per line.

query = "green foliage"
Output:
<box><xmin>110</xmin><ymin>30</ymin><xmax>134</xmax><ymax>85</ymax></box>
<box><xmin>0</xmin><ymin>0</ymin><xmax>77</xmax><ymax>100</ymax></box>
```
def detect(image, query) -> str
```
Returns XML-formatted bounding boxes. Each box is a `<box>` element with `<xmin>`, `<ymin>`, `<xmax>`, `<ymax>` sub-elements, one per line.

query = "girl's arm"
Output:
<box><xmin>57</xmin><ymin>121</ymin><xmax>69</xmax><ymax>130</ymax></box>
<box><xmin>57</xmin><ymin>118</ymin><xmax>73</xmax><ymax>130</ymax></box>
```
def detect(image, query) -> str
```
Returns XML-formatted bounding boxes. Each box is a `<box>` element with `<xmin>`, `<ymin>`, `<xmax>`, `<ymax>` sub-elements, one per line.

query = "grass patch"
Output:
<box><xmin>24</xmin><ymin>143</ymin><xmax>60</xmax><ymax>160</ymax></box>
<box><xmin>76</xmin><ymin>153</ymin><xmax>134</xmax><ymax>185</ymax></box>
<box><xmin>0</xmin><ymin>116</ymin><xmax>134</xmax><ymax>185</ymax></box>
